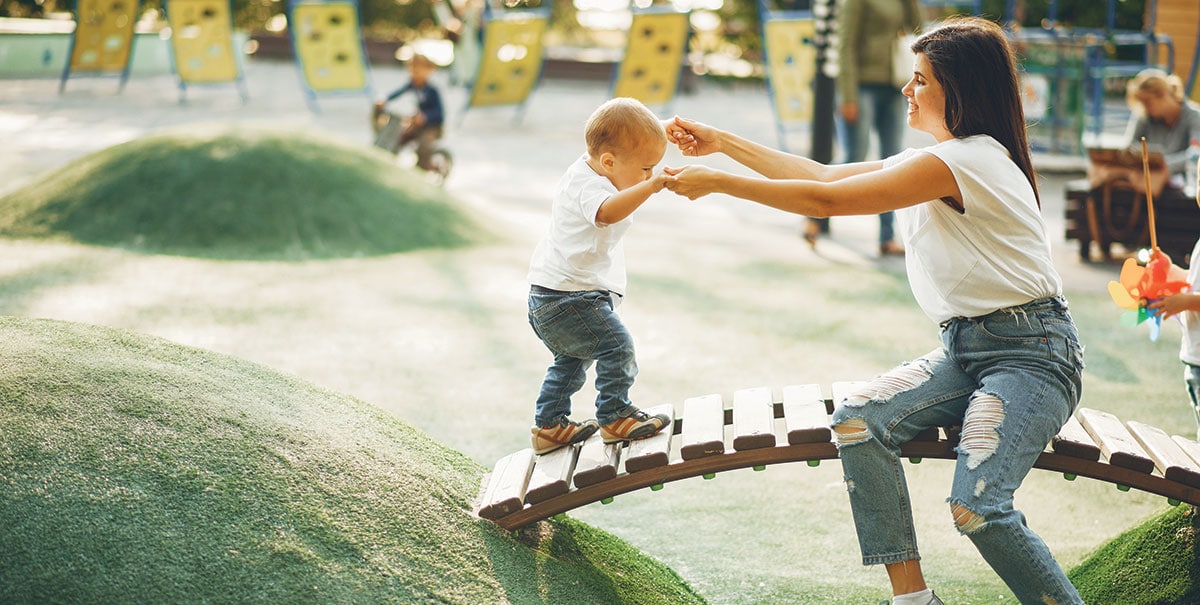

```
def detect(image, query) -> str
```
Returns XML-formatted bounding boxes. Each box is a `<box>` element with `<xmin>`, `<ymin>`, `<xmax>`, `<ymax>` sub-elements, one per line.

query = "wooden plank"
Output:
<box><xmin>1051</xmin><ymin>415</ymin><xmax>1102</xmax><ymax>461</ymax></box>
<box><xmin>477</xmin><ymin>448</ymin><xmax>535</xmax><ymax>520</ymax></box>
<box><xmin>732</xmin><ymin>387</ymin><xmax>777</xmax><ymax>450</ymax></box>
<box><xmin>1076</xmin><ymin>407</ymin><xmax>1155</xmax><ymax>475</ymax></box>
<box><xmin>1173</xmin><ymin>435</ymin><xmax>1200</xmax><ymax>470</ymax></box>
<box><xmin>524</xmin><ymin>444</ymin><xmax>579</xmax><ymax>505</ymax></box>
<box><xmin>680</xmin><ymin>394</ymin><xmax>725</xmax><ymax>460</ymax></box>
<box><xmin>782</xmin><ymin>384</ymin><xmax>831</xmax><ymax>445</ymax></box>
<box><xmin>830</xmin><ymin>381</ymin><xmax>864</xmax><ymax>409</ymax></box>
<box><xmin>625</xmin><ymin>403</ymin><xmax>676</xmax><ymax>473</ymax></box>
<box><xmin>1129</xmin><ymin>421</ymin><xmax>1200</xmax><ymax>489</ymax></box>
<box><xmin>572</xmin><ymin>434</ymin><xmax>621</xmax><ymax>488</ymax></box>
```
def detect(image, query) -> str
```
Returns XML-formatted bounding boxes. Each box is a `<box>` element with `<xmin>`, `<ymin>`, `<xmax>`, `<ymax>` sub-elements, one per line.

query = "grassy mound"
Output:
<box><xmin>0</xmin><ymin>127</ymin><xmax>488</xmax><ymax>259</ymax></box>
<box><xmin>1069</xmin><ymin>505</ymin><xmax>1199</xmax><ymax>604</ymax></box>
<box><xmin>0</xmin><ymin>316</ymin><xmax>705</xmax><ymax>604</ymax></box>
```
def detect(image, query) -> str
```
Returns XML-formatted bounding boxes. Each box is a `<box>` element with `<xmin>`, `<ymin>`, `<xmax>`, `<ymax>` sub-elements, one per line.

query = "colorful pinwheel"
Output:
<box><xmin>1108</xmin><ymin>137</ymin><xmax>1191</xmax><ymax>341</ymax></box>
<box><xmin>1107</xmin><ymin>254</ymin><xmax>1190</xmax><ymax>341</ymax></box>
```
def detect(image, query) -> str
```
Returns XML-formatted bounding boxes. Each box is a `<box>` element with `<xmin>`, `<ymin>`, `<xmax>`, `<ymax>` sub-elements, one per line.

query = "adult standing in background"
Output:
<box><xmin>804</xmin><ymin>0</ymin><xmax>921</xmax><ymax>255</ymax></box>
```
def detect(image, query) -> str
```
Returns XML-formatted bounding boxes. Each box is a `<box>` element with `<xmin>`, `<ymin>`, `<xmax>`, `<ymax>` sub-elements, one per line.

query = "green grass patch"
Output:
<box><xmin>0</xmin><ymin>316</ymin><xmax>704</xmax><ymax>604</ymax></box>
<box><xmin>1070</xmin><ymin>505</ymin><xmax>1200</xmax><ymax>604</ymax></box>
<box><xmin>0</xmin><ymin>127</ymin><xmax>490</xmax><ymax>260</ymax></box>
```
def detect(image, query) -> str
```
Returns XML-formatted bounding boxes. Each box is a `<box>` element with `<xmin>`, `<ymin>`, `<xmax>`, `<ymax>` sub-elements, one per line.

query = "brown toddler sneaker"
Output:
<box><xmin>600</xmin><ymin>408</ymin><xmax>670</xmax><ymax>443</ymax></box>
<box><xmin>531</xmin><ymin>418</ymin><xmax>598</xmax><ymax>454</ymax></box>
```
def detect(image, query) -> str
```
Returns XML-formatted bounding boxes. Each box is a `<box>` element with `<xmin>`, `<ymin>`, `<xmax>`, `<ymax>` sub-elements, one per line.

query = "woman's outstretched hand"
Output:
<box><xmin>663</xmin><ymin>165</ymin><xmax>721</xmax><ymax>200</ymax></box>
<box><xmin>666</xmin><ymin>116</ymin><xmax>721</xmax><ymax>157</ymax></box>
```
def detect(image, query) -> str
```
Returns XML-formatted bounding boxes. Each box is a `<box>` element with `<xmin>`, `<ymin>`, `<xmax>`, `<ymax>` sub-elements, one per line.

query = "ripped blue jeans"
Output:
<box><xmin>830</xmin><ymin>296</ymin><xmax>1085</xmax><ymax>604</ymax></box>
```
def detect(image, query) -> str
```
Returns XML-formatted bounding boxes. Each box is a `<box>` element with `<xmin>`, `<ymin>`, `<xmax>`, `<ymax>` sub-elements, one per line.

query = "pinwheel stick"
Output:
<box><xmin>1141</xmin><ymin>136</ymin><xmax>1159</xmax><ymax>251</ymax></box>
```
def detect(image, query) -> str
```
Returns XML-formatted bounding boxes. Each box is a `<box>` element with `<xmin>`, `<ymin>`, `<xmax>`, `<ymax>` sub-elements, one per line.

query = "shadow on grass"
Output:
<box><xmin>481</xmin><ymin>516</ymin><xmax>707</xmax><ymax>605</ymax></box>
<box><xmin>0</xmin><ymin>254</ymin><xmax>106</xmax><ymax>315</ymax></box>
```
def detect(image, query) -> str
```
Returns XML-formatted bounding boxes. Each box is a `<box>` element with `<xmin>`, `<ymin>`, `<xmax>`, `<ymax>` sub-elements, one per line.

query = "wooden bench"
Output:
<box><xmin>475</xmin><ymin>383</ymin><xmax>1200</xmax><ymax>531</ymax></box>
<box><xmin>1064</xmin><ymin>178</ymin><xmax>1200</xmax><ymax>265</ymax></box>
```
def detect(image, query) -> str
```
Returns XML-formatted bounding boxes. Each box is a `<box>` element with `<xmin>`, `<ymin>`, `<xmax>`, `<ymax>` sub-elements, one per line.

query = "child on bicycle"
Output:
<box><xmin>373</xmin><ymin>53</ymin><xmax>445</xmax><ymax>172</ymax></box>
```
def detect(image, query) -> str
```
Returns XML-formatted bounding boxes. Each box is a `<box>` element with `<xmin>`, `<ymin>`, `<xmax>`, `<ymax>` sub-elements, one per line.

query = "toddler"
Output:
<box><xmin>526</xmin><ymin>97</ymin><xmax>673</xmax><ymax>454</ymax></box>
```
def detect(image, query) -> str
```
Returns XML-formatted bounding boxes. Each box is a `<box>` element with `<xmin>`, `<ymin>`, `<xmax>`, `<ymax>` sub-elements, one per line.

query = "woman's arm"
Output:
<box><xmin>666</xmin><ymin>116</ymin><xmax>881</xmax><ymax>182</ymax></box>
<box><xmin>664</xmin><ymin>151</ymin><xmax>959</xmax><ymax>218</ymax></box>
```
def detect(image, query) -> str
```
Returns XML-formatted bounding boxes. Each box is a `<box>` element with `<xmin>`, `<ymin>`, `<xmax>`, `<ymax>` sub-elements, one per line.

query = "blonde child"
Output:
<box><xmin>526</xmin><ymin>98</ymin><xmax>673</xmax><ymax>454</ymax></box>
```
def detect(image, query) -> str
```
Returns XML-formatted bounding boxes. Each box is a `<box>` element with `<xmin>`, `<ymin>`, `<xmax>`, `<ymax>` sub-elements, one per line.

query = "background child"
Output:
<box><xmin>526</xmin><ymin>97</ymin><xmax>673</xmax><ymax>454</ymax></box>
<box><xmin>373</xmin><ymin>53</ymin><xmax>444</xmax><ymax>171</ymax></box>
<box><xmin>1149</xmin><ymin>156</ymin><xmax>1200</xmax><ymax>439</ymax></box>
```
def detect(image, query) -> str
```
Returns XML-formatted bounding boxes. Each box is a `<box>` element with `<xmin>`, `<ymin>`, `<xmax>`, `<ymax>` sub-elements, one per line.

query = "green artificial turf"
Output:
<box><xmin>0</xmin><ymin>316</ymin><xmax>705</xmax><ymax>604</ymax></box>
<box><xmin>0</xmin><ymin>127</ymin><xmax>488</xmax><ymax>259</ymax></box>
<box><xmin>1069</xmin><ymin>504</ymin><xmax>1200</xmax><ymax>605</ymax></box>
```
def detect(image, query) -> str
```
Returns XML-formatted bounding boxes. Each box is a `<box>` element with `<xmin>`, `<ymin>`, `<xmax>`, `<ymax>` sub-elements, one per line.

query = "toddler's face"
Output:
<box><xmin>410</xmin><ymin>60</ymin><xmax>434</xmax><ymax>85</ymax></box>
<box><xmin>606</xmin><ymin>140</ymin><xmax>666</xmax><ymax>191</ymax></box>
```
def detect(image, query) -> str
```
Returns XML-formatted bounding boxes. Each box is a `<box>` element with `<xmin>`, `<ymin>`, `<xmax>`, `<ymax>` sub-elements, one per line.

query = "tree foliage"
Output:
<box><xmin>0</xmin><ymin>0</ymin><xmax>1149</xmax><ymax>49</ymax></box>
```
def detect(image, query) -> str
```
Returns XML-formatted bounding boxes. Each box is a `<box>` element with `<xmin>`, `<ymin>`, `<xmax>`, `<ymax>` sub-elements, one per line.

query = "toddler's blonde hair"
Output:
<box><xmin>585</xmin><ymin>97</ymin><xmax>666</xmax><ymax>157</ymax></box>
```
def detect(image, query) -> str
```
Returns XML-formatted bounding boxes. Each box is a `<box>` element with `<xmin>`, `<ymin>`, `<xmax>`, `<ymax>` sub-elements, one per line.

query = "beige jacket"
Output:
<box><xmin>837</xmin><ymin>0</ymin><xmax>922</xmax><ymax>103</ymax></box>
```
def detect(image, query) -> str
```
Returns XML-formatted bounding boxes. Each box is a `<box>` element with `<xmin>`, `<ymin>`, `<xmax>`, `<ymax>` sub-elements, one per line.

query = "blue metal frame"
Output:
<box><xmin>1186</xmin><ymin>7</ymin><xmax>1200</xmax><ymax>99</ymax></box>
<box><xmin>1003</xmin><ymin>0</ymin><xmax>1177</xmax><ymax>150</ymax></box>
<box><xmin>285</xmin><ymin>0</ymin><xmax>375</xmax><ymax>113</ymax></box>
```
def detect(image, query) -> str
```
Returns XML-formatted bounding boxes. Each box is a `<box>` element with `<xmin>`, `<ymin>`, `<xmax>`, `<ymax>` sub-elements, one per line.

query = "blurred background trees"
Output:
<box><xmin>0</xmin><ymin>0</ymin><xmax>1149</xmax><ymax>51</ymax></box>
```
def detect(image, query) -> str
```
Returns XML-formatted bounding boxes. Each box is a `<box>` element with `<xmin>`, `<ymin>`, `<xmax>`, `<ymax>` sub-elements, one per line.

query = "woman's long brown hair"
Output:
<box><xmin>912</xmin><ymin>17</ymin><xmax>1041</xmax><ymax>208</ymax></box>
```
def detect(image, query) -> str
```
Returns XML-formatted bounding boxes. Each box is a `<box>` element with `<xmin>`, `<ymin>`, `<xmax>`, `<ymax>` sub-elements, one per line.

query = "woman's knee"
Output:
<box><xmin>832</xmin><ymin>415</ymin><xmax>871</xmax><ymax>445</ymax></box>
<box><xmin>950</xmin><ymin>501</ymin><xmax>987</xmax><ymax>534</ymax></box>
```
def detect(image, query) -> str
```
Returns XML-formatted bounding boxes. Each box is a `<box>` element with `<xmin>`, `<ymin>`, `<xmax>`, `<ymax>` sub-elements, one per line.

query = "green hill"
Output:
<box><xmin>1069</xmin><ymin>504</ymin><xmax>1199</xmax><ymax>604</ymax></box>
<box><xmin>0</xmin><ymin>127</ymin><xmax>488</xmax><ymax>259</ymax></box>
<box><xmin>0</xmin><ymin>316</ymin><xmax>705</xmax><ymax>604</ymax></box>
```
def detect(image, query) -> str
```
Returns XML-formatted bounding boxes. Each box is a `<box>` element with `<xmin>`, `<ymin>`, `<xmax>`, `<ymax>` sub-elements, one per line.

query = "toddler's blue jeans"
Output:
<box><xmin>831</xmin><ymin>296</ymin><xmax>1085</xmax><ymax>605</ymax></box>
<box><xmin>528</xmin><ymin>286</ymin><xmax>637</xmax><ymax>427</ymax></box>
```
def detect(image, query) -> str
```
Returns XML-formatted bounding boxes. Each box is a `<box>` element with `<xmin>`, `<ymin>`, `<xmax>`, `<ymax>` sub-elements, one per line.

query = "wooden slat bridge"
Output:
<box><xmin>476</xmin><ymin>383</ymin><xmax>1200</xmax><ymax>531</ymax></box>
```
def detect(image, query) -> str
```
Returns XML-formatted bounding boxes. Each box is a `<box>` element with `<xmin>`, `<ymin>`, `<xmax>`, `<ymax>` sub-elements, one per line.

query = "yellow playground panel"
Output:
<box><xmin>290</xmin><ymin>1</ymin><xmax>368</xmax><ymax>93</ymax></box>
<box><xmin>763</xmin><ymin>17</ymin><xmax>816</xmax><ymax>125</ymax></box>
<box><xmin>67</xmin><ymin>0</ymin><xmax>138</xmax><ymax>74</ymax></box>
<box><xmin>468</xmin><ymin>11</ymin><xmax>549</xmax><ymax>109</ymax></box>
<box><xmin>611</xmin><ymin>10</ymin><xmax>689</xmax><ymax>108</ymax></box>
<box><xmin>166</xmin><ymin>0</ymin><xmax>239</xmax><ymax>84</ymax></box>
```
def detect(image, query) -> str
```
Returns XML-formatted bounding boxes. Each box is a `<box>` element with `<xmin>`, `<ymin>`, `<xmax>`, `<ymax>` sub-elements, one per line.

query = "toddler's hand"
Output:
<box><xmin>1149</xmin><ymin>292</ymin><xmax>1197</xmax><ymax>320</ymax></box>
<box><xmin>662</xmin><ymin>165</ymin><xmax>719</xmax><ymax>200</ymax></box>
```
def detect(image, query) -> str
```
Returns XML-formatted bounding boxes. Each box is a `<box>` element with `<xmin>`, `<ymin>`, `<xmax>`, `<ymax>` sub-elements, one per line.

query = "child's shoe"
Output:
<box><xmin>600</xmin><ymin>408</ymin><xmax>671</xmax><ymax>443</ymax></box>
<box><xmin>531</xmin><ymin>418</ymin><xmax>598</xmax><ymax>454</ymax></box>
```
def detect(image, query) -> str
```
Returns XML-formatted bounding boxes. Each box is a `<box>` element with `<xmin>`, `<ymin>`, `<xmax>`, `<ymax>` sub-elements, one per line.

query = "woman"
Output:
<box><xmin>1124</xmin><ymin>68</ymin><xmax>1200</xmax><ymax>185</ymax></box>
<box><xmin>663</xmin><ymin>17</ymin><xmax>1085</xmax><ymax>605</ymax></box>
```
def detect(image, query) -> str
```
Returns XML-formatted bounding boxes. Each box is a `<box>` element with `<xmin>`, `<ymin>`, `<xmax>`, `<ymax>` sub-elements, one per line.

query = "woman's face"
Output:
<box><xmin>1135</xmin><ymin>91</ymin><xmax>1180</xmax><ymax>123</ymax></box>
<box><xmin>902</xmin><ymin>52</ymin><xmax>952</xmax><ymax>141</ymax></box>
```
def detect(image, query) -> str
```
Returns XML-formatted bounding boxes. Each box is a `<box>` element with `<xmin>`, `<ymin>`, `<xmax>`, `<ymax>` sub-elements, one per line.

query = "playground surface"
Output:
<box><xmin>0</xmin><ymin>58</ymin><xmax>1187</xmax><ymax>603</ymax></box>
<box><xmin>0</xmin><ymin>55</ymin><xmax>1115</xmax><ymax>279</ymax></box>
